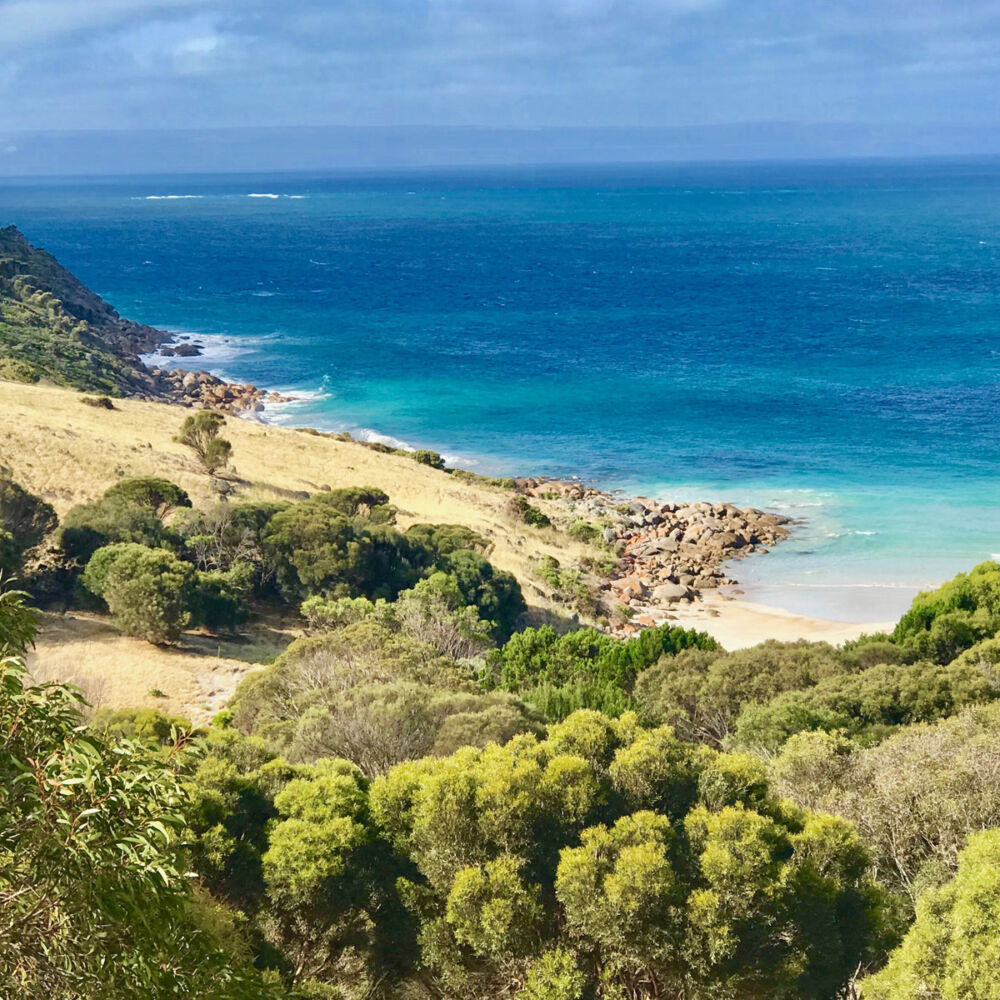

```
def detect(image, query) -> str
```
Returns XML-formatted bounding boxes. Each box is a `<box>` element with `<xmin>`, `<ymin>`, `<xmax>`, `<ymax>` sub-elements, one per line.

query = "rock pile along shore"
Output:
<box><xmin>146</xmin><ymin>365</ymin><xmax>293</xmax><ymax>415</ymax></box>
<box><xmin>518</xmin><ymin>478</ymin><xmax>793</xmax><ymax>630</ymax></box>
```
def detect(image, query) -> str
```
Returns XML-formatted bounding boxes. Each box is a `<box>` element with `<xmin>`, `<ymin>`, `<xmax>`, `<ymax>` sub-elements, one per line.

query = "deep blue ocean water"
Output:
<box><xmin>3</xmin><ymin>160</ymin><xmax>999</xmax><ymax>621</ymax></box>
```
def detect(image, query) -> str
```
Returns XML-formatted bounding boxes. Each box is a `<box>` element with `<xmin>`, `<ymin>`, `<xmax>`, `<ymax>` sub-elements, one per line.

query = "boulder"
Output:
<box><xmin>651</xmin><ymin>582</ymin><xmax>692</xmax><ymax>603</ymax></box>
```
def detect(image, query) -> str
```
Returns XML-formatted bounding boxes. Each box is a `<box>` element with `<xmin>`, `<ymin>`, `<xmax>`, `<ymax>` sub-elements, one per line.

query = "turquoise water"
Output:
<box><xmin>3</xmin><ymin>161</ymin><xmax>1000</xmax><ymax>621</ymax></box>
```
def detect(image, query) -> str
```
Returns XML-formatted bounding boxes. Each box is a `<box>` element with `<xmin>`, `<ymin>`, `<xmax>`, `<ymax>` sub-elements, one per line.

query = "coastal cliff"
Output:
<box><xmin>0</xmin><ymin>225</ymin><xmax>284</xmax><ymax>411</ymax></box>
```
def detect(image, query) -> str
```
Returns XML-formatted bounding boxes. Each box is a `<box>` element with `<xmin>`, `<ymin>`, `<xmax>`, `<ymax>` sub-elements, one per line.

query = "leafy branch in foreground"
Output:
<box><xmin>0</xmin><ymin>587</ymin><xmax>278</xmax><ymax>999</ymax></box>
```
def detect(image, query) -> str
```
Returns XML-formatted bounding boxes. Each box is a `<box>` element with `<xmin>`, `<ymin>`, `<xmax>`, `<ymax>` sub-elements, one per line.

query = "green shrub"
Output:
<box><xmin>893</xmin><ymin>560</ymin><xmax>1000</xmax><ymax>663</ymax></box>
<box><xmin>194</xmin><ymin>563</ymin><xmax>253</xmax><ymax>632</ymax></box>
<box><xmin>80</xmin><ymin>395</ymin><xmax>115</xmax><ymax>409</ymax></box>
<box><xmin>0</xmin><ymin>357</ymin><xmax>39</xmax><ymax>382</ymax></box>
<box><xmin>410</xmin><ymin>449</ymin><xmax>446</xmax><ymax>470</ymax></box>
<box><xmin>567</xmin><ymin>519</ymin><xmax>604</xmax><ymax>545</ymax></box>
<box><xmin>60</xmin><ymin>477</ymin><xmax>191</xmax><ymax>563</ymax></box>
<box><xmin>492</xmin><ymin>622</ymin><xmax>718</xmax><ymax>720</ymax></box>
<box><xmin>175</xmin><ymin>411</ymin><xmax>233</xmax><ymax>474</ymax></box>
<box><xmin>85</xmin><ymin>543</ymin><xmax>197</xmax><ymax>643</ymax></box>
<box><xmin>507</xmin><ymin>495</ymin><xmax>552</xmax><ymax>528</ymax></box>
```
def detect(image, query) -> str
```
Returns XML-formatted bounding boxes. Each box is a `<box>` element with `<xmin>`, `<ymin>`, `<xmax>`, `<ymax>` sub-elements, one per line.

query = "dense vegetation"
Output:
<box><xmin>7</xmin><ymin>432</ymin><xmax>1000</xmax><ymax>996</ymax></box>
<box><xmin>0</xmin><ymin>225</ymin><xmax>159</xmax><ymax>393</ymax></box>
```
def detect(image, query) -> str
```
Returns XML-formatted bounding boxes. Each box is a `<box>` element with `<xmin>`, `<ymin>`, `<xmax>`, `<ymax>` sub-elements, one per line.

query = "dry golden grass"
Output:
<box><xmin>2</xmin><ymin>379</ymin><xmax>597</xmax><ymax>716</ymax></box>
<box><xmin>0</xmin><ymin>379</ymin><xmax>594</xmax><ymax>598</ymax></box>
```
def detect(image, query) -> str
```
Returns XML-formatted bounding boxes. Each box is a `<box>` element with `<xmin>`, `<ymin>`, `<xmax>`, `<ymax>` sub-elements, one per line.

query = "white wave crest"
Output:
<box><xmin>248</xmin><ymin>193</ymin><xmax>280</xmax><ymax>199</ymax></box>
<box><xmin>142</xmin><ymin>194</ymin><xmax>204</xmax><ymax>200</ymax></box>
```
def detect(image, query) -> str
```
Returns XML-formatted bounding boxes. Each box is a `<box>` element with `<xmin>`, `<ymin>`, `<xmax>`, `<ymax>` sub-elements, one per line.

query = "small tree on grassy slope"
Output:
<box><xmin>176</xmin><ymin>411</ymin><xmax>233</xmax><ymax>474</ymax></box>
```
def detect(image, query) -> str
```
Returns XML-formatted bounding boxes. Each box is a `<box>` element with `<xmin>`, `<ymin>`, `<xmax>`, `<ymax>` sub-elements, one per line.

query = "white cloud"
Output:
<box><xmin>0</xmin><ymin>0</ymin><xmax>210</xmax><ymax>53</ymax></box>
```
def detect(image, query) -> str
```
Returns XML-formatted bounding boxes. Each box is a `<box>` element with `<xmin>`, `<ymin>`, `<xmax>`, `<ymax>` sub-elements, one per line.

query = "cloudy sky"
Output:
<box><xmin>3</xmin><ymin>0</ymin><xmax>999</xmax><ymax>131</ymax></box>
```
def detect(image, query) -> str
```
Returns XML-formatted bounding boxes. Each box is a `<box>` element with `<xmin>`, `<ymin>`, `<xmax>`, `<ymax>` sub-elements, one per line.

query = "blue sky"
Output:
<box><xmin>2</xmin><ymin>0</ymin><xmax>998</xmax><ymax>132</ymax></box>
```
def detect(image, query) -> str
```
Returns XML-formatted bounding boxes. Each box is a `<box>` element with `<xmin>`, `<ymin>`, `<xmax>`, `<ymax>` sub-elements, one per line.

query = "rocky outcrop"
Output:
<box><xmin>146</xmin><ymin>366</ymin><xmax>292</xmax><ymax>415</ymax></box>
<box><xmin>517</xmin><ymin>477</ymin><xmax>793</xmax><ymax>631</ymax></box>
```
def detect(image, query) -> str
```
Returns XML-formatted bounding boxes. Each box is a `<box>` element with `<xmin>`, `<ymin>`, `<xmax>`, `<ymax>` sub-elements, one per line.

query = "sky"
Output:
<box><xmin>2</xmin><ymin>0</ymin><xmax>1000</xmax><ymax>170</ymax></box>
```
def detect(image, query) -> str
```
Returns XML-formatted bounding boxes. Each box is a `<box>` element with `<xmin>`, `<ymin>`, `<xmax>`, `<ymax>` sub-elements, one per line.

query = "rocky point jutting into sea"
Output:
<box><xmin>518</xmin><ymin>477</ymin><xmax>792</xmax><ymax>632</ymax></box>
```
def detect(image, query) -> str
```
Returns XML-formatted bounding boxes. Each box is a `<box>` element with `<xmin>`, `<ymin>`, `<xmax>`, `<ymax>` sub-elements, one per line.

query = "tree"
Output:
<box><xmin>84</xmin><ymin>542</ymin><xmax>196</xmax><ymax>643</ymax></box>
<box><xmin>176</xmin><ymin>411</ymin><xmax>233</xmax><ymax>474</ymax></box>
<box><xmin>0</xmin><ymin>475</ymin><xmax>57</xmax><ymax>576</ymax></box>
<box><xmin>0</xmin><ymin>653</ymin><xmax>275</xmax><ymax>998</ymax></box>
<box><xmin>60</xmin><ymin>477</ymin><xmax>191</xmax><ymax>563</ymax></box>
<box><xmin>864</xmin><ymin>829</ymin><xmax>1000</xmax><ymax>999</ymax></box>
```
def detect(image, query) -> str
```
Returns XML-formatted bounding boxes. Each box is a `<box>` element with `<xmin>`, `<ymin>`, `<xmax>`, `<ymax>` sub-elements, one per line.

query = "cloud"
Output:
<box><xmin>0</xmin><ymin>0</ymin><xmax>998</xmax><ymax>132</ymax></box>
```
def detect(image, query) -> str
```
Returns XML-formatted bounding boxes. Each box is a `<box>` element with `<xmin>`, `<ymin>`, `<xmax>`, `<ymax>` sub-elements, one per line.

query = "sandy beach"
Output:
<box><xmin>669</xmin><ymin>590</ymin><xmax>895</xmax><ymax>649</ymax></box>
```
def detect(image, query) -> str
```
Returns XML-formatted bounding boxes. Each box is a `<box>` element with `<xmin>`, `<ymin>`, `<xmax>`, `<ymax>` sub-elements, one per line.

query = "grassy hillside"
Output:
<box><xmin>0</xmin><ymin>379</ymin><xmax>601</xmax><ymax>718</ymax></box>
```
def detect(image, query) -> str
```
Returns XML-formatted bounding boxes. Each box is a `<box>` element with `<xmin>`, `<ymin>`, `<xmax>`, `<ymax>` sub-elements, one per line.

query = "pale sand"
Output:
<box><xmin>668</xmin><ymin>591</ymin><xmax>895</xmax><ymax>650</ymax></box>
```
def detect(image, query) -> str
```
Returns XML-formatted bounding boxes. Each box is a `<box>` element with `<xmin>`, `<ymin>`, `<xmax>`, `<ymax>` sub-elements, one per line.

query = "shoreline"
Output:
<box><xmin>142</xmin><ymin>333</ymin><xmax>904</xmax><ymax>647</ymax></box>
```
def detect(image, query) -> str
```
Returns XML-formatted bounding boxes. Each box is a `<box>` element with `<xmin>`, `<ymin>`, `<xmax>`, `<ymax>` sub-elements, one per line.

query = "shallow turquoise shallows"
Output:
<box><xmin>3</xmin><ymin>160</ymin><xmax>1000</xmax><ymax>621</ymax></box>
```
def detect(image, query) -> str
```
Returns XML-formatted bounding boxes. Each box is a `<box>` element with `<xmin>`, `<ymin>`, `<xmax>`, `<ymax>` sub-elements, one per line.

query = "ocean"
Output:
<box><xmin>3</xmin><ymin>160</ymin><xmax>999</xmax><ymax>622</ymax></box>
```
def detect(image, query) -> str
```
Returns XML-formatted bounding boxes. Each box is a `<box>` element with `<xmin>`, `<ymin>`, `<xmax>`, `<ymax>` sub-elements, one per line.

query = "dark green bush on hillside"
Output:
<box><xmin>262</xmin><ymin>491</ymin><xmax>526</xmax><ymax>635</ymax></box>
<box><xmin>83</xmin><ymin>542</ymin><xmax>196</xmax><ymax>643</ymax></box>
<box><xmin>507</xmin><ymin>494</ymin><xmax>552</xmax><ymax>528</ymax></box>
<box><xmin>731</xmin><ymin>658</ymin><xmax>999</xmax><ymax>752</ymax></box>
<box><xmin>491</xmin><ymin>622</ymin><xmax>718</xmax><ymax>721</ymax></box>
<box><xmin>411</xmin><ymin>449</ymin><xmax>446</xmax><ymax>470</ymax></box>
<box><xmin>0</xmin><ymin>475</ymin><xmax>57</xmax><ymax>576</ymax></box>
<box><xmin>60</xmin><ymin>476</ymin><xmax>191</xmax><ymax>563</ymax></box>
<box><xmin>193</xmin><ymin>563</ymin><xmax>253</xmax><ymax>632</ymax></box>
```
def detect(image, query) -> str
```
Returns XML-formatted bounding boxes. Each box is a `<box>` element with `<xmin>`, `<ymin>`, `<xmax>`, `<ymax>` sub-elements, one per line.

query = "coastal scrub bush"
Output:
<box><xmin>864</xmin><ymin>829</ymin><xmax>1000</xmax><ymax>999</ymax></box>
<box><xmin>263</xmin><ymin>492</ymin><xmax>525</xmax><ymax>636</ymax></box>
<box><xmin>490</xmin><ymin>622</ymin><xmax>718</xmax><ymax>721</ymax></box>
<box><xmin>730</xmin><ymin>657</ymin><xmax>999</xmax><ymax>752</ymax></box>
<box><xmin>410</xmin><ymin>449</ymin><xmax>446</xmax><ymax>470</ymax></box>
<box><xmin>80</xmin><ymin>394</ymin><xmax>115</xmax><ymax>409</ymax></box>
<box><xmin>84</xmin><ymin>542</ymin><xmax>196</xmax><ymax>643</ymax></box>
<box><xmin>0</xmin><ymin>475</ymin><xmax>57</xmax><ymax>576</ymax></box>
<box><xmin>567</xmin><ymin>518</ymin><xmax>605</xmax><ymax>545</ymax></box>
<box><xmin>60</xmin><ymin>476</ymin><xmax>191</xmax><ymax>563</ymax></box>
<box><xmin>176</xmin><ymin>410</ymin><xmax>233</xmax><ymax>474</ymax></box>
<box><xmin>507</xmin><ymin>494</ymin><xmax>552</xmax><ymax>528</ymax></box>
<box><xmin>892</xmin><ymin>559</ymin><xmax>1000</xmax><ymax>663</ymax></box>
<box><xmin>193</xmin><ymin>563</ymin><xmax>254</xmax><ymax>632</ymax></box>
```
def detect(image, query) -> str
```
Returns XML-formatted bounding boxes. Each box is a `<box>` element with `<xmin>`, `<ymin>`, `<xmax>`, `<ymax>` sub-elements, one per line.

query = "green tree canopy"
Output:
<box><xmin>175</xmin><ymin>410</ymin><xmax>233</xmax><ymax>474</ymax></box>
